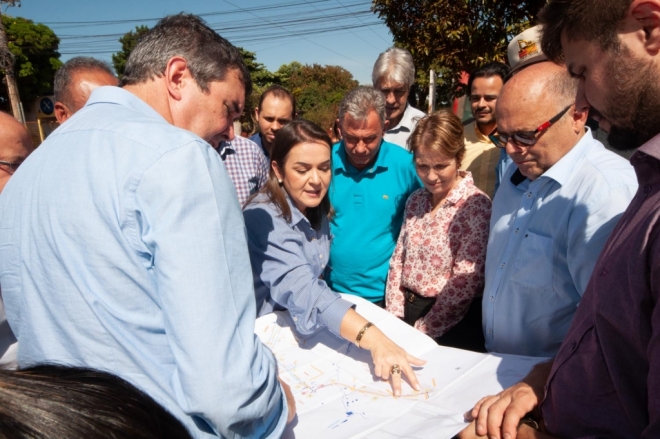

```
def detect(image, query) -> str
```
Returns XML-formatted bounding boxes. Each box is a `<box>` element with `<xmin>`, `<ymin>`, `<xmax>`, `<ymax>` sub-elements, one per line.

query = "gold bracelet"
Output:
<box><xmin>355</xmin><ymin>322</ymin><xmax>373</xmax><ymax>349</ymax></box>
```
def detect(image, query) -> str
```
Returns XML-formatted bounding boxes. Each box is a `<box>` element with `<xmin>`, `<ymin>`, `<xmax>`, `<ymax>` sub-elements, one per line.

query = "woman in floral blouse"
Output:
<box><xmin>385</xmin><ymin>111</ymin><xmax>492</xmax><ymax>350</ymax></box>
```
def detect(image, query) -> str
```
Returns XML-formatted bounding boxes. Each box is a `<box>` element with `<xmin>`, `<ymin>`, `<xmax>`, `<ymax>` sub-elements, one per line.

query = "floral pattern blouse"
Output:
<box><xmin>385</xmin><ymin>171</ymin><xmax>492</xmax><ymax>338</ymax></box>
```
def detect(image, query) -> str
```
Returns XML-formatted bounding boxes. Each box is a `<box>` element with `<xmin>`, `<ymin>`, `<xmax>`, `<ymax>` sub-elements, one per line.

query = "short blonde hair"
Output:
<box><xmin>408</xmin><ymin>111</ymin><xmax>466</xmax><ymax>167</ymax></box>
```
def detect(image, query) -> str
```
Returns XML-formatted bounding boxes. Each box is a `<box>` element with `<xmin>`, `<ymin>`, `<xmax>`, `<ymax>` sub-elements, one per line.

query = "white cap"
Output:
<box><xmin>507</xmin><ymin>25</ymin><xmax>548</xmax><ymax>74</ymax></box>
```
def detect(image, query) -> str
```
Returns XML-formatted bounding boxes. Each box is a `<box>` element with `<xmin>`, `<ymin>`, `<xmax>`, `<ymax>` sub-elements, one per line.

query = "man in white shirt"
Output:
<box><xmin>372</xmin><ymin>47</ymin><xmax>425</xmax><ymax>149</ymax></box>
<box><xmin>0</xmin><ymin>111</ymin><xmax>34</xmax><ymax>369</ymax></box>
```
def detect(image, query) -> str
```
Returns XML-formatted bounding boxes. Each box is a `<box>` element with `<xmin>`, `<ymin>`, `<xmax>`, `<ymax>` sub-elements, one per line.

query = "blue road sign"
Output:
<box><xmin>40</xmin><ymin>97</ymin><xmax>54</xmax><ymax>115</ymax></box>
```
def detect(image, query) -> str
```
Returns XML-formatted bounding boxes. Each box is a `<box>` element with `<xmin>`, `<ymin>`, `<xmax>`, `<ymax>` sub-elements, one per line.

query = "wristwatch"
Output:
<box><xmin>519</xmin><ymin>417</ymin><xmax>540</xmax><ymax>430</ymax></box>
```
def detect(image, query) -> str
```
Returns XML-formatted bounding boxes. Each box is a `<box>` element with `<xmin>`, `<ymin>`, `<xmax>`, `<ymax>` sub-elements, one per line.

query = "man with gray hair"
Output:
<box><xmin>372</xmin><ymin>47</ymin><xmax>425</xmax><ymax>149</ymax></box>
<box><xmin>53</xmin><ymin>56</ymin><xmax>118</xmax><ymax>123</ymax></box>
<box><xmin>0</xmin><ymin>13</ymin><xmax>292</xmax><ymax>438</ymax></box>
<box><xmin>482</xmin><ymin>61</ymin><xmax>637</xmax><ymax>357</ymax></box>
<box><xmin>326</xmin><ymin>86</ymin><xmax>420</xmax><ymax>306</ymax></box>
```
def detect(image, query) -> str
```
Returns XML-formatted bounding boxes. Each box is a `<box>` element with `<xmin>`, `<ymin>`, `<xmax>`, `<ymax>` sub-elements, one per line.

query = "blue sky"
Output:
<box><xmin>5</xmin><ymin>0</ymin><xmax>395</xmax><ymax>84</ymax></box>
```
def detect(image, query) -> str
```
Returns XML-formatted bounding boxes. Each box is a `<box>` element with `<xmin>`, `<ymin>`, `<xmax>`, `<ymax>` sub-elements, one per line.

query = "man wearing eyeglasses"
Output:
<box><xmin>481</xmin><ymin>61</ymin><xmax>637</xmax><ymax>357</ymax></box>
<box><xmin>0</xmin><ymin>111</ymin><xmax>33</xmax><ymax>371</ymax></box>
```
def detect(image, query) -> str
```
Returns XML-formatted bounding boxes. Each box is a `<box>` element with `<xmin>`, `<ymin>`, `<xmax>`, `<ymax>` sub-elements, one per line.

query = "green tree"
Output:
<box><xmin>0</xmin><ymin>15</ymin><xmax>61</xmax><ymax>112</ymax></box>
<box><xmin>288</xmin><ymin>63</ymin><xmax>358</xmax><ymax>130</ymax></box>
<box><xmin>112</xmin><ymin>25</ymin><xmax>149</xmax><ymax>79</ymax></box>
<box><xmin>372</xmin><ymin>0</ymin><xmax>547</xmax><ymax>103</ymax></box>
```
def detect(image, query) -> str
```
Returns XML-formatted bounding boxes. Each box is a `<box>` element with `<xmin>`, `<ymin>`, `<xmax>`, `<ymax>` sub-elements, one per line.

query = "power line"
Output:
<box><xmin>221</xmin><ymin>0</ymin><xmax>372</xmax><ymax>67</ymax></box>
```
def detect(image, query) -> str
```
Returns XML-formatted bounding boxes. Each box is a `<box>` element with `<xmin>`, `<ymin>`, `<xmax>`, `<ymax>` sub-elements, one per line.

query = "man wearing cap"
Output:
<box><xmin>481</xmin><ymin>59</ymin><xmax>636</xmax><ymax>358</ymax></box>
<box><xmin>462</xmin><ymin>62</ymin><xmax>510</xmax><ymax>198</ymax></box>
<box><xmin>372</xmin><ymin>47</ymin><xmax>425</xmax><ymax>149</ymax></box>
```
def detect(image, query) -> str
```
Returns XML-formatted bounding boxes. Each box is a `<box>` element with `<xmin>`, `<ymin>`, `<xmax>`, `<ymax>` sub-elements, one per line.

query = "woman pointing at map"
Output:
<box><xmin>243</xmin><ymin>120</ymin><xmax>425</xmax><ymax>396</ymax></box>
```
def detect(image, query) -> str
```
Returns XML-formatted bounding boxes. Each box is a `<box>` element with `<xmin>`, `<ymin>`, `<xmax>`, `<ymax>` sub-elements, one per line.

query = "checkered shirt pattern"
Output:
<box><xmin>217</xmin><ymin>136</ymin><xmax>270</xmax><ymax>205</ymax></box>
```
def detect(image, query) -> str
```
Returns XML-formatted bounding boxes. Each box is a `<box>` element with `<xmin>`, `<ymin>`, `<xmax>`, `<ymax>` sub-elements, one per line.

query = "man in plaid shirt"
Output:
<box><xmin>217</xmin><ymin>135</ymin><xmax>269</xmax><ymax>205</ymax></box>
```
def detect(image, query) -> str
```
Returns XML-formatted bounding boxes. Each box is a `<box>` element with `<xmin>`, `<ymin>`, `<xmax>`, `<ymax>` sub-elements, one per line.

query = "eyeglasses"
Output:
<box><xmin>489</xmin><ymin>105</ymin><xmax>572</xmax><ymax>149</ymax></box>
<box><xmin>0</xmin><ymin>160</ymin><xmax>23</xmax><ymax>174</ymax></box>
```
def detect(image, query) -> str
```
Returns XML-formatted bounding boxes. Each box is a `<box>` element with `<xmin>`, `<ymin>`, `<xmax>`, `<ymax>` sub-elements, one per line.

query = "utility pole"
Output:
<box><xmin>428</xmin><ymin>69</ymin><xmax>436</xmax><ymax>115</ymax></box>
<box><xmin>0</xmin><ymin>1</ymin><xmax>23</xmax><ymax>122</ymax></box>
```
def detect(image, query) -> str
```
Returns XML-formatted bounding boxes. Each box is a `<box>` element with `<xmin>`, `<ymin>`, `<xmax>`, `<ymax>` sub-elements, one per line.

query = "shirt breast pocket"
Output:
<box><xmin>509</xmin><ymin>231</ymin><xmax>554</xmax><ymax>289</ymax></box>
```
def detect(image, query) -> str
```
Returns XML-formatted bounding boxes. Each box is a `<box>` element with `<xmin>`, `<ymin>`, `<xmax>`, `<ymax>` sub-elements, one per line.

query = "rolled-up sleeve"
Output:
<box><xmin>244</xmin><ymin>204</ymin><xmax>352</xmax><ymax>337</ymax></box>
<box><xmin>134</xmin><ymin>143</ymin><xmax>286</xmax><ymax>439</ymax></box>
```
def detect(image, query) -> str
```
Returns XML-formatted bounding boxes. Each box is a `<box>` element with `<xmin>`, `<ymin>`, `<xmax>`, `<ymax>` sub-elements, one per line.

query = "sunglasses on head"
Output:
<box><xmin>489</xmin><ymin>105</ymin><xmax>572</xmax><ymax>149</ymax></box>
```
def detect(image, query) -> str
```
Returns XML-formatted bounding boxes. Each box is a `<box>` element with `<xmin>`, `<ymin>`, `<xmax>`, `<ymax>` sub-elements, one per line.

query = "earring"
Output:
<box><xmin>278</xmin><ymin>179</ymin><xmax>283</xmax><ymax>184</ymax></box>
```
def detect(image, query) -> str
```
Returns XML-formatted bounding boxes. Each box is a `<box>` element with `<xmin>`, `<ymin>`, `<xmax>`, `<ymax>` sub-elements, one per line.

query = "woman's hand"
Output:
<box><xmin>359</xmin><ymin>325</ymin><xmax>426</xmax><ymax>396</ymax></box>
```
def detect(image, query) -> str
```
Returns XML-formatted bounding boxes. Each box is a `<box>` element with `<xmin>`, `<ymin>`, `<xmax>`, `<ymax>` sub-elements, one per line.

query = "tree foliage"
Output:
<box><xmin>287</xmin><ymin>64</ymin><xmax>358</xmax><ymax>131</ymax></box>
<box><xmin>372</xmin><ymin>0</ymin><xmax>547</xmax><ymax>103</ymax></box>
<box><xmin>0</xmin><ymin>15</ymin><xmax>61</xmax><ymax>111</ymax></box>
<box><xmin>112</xmin><ymin>25</ymin><xmax>149</xmax><ymax>79</ymax></box>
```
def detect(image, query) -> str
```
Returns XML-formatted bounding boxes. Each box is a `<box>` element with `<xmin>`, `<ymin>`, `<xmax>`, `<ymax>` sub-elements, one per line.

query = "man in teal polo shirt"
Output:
<box><xmin>327</xmin><ymin>86</ymin><xmax>421</xmax><ymax>305</ymax></box>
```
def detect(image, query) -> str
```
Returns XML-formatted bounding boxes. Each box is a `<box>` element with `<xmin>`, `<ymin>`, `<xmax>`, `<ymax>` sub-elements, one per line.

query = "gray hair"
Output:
<box><xmin>547</xmin><ymin>69</ymin><xmax>579</xmax><ymax>110</ymax></box>
<box><xmin>338</xmin><ymin>86</ymin><xmax>386</xmax><ymax>127</ymax></box>
<box><xmin>120</xmin><ymin>13</ymin><xmax>251</xmax><ymax>95</ymax></box>
<box><xmin>54</xmin><ymin>57</ymin><xmax>115</xmax><ymax>108</ymax></box>
<box><xmin>371</xmin><ymin>47</ymin><xmax>416</xmax><ymax>89</ymax></box>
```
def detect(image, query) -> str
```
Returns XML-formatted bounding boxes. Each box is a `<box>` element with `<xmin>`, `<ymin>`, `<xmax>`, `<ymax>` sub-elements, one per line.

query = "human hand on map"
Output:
<box><xmin>461</xmin><ymin>360</ymin><xmax>553</xmax><ymax>439</ymax></box>
<box><xmin>279</xmin><ymin>378</ymin><xmax>297</xmax><ymax>424</ymax></box>
<box><xmin>359</xmin><ymin>325</ymin><xmax>427</xmax><ymax>397</ymax></box>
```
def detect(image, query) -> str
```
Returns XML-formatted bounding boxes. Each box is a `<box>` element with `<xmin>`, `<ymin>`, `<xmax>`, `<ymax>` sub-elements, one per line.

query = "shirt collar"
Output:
<box><xmin>538</xmin><ymin>128</ymin><xmax>595</xmax><ymax>186</ymax></box>
<box><xmin>445</xmin><ymin>171</ymin><xmax>475</xmax><ymax>205</ymax></box>
<box><xmin>635</xmin><ymin>133</ymin><xmax>660</xmax><ymax>163</ymax></box>
<box><xmin>217</xmin><ymin>141</ymin><xmax>236</xmax><ymax>161</ymax></box>
<box><xmin>87</xmin><ymin>86</ymin><xmax>168</xmax><ymax>125</ymax></box>
<box><xmin>334</xmin><ymin>140</ymin><xmax>389</xmax><ymax>175</ymax></box>
<box><xmin>387</xmin><ymin>104</ymin><xmax>416</xmax><ymax>133</ymax></box>
<box><xmin>472</xmin><ymin>122</ymin><xmax>493</xmax><ymax>143</ymax></box>
<box><xmin>249</xmin><ymin>133</ymin><xmax>269</xmax><ymax>158</ymax></box>
<box><xmin>284</xmin><ymin>193</ymin><xmax>308</xmax><ymax>228</ymax></box>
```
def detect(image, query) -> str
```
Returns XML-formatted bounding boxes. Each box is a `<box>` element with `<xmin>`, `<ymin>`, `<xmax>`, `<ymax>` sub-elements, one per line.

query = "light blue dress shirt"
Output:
<box><xmin>243</xmin><ymin>193</ymin><xmax>354</xmax><ymax>336</ymax></box>
<box><xmin>0</xmin><ymin>87</ymin><xmax>286</xmax><ymax>438</ymax></box>
<box><xmin>483</xmin><ymin>129</ymin><xmax>638</xmax><ymax>357</ymax></box>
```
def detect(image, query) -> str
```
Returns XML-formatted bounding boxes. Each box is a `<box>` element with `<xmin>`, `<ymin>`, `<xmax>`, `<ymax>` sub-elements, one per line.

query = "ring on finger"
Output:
<box><xmin>390</xmin><ymin>364</ymin><xmax>401</xmax><ymax>375</ymax></box>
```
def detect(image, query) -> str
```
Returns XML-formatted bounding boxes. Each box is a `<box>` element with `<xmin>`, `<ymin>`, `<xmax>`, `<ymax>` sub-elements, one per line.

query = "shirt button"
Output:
<box><xmin>490</xmin><ymin>296</ymin><xmax>494</xmax><ymax>302</ymax></box>
<box><xmin>570</xmin><ymin>340</ymin><xmax>577</xmax><ymax>350</ymax></box>
<box><xmin>514</xmin><ymin>228</ymin><xmax>519</xmax><ymax>234</ymax></box>
<box><xmin>319</xmin><ymin>254</ymin><xmax>324</xmax><ymax>259</ymax></box>
<box><xmin>527</xmin><ymin>193</ymin><xmax>532</xmax><ymax>198</ymax></box>
<box><xmin>293</xmin><ymin>317</ymin><xmax>298</xmax><ymax>322</ymax></box>
<box><xmin>501</xmin><ymin>263</ymin><xmax>505</xmax><ymax>268</ymax></box>
<box><xmin>644</xmin><ymin>184</ymin><xmax>652</xmax><ymax>194</ymax></box>
<box><xmin>488</xmin><ymin>329</ymin><xmax>492</xmax><ymax>335</ymax></box>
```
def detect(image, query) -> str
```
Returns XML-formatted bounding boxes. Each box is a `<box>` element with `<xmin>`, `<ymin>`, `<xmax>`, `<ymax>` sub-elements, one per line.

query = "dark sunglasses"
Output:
<box><xmin>489</xmin><ymin>105</ymin><xmax>572</xmax><ymax>149</ymax></box>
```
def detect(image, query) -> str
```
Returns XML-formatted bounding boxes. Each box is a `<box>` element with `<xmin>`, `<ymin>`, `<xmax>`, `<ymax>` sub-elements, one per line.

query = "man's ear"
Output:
<box><xmin>164</xmin><ymin>57</ymin><xmax>190</xmax><ymax>101</ymax></box>
<box><xmin>383</xmin><ymin>119</ymin><xmax>390</xmax><ymax>132</ymax></box>
<box><xmin>336</xmin><ymin>118</ymin><xmax>343</xmax><ymax>137</ymax></box>
<box><xmin>572</xmin><ymin>104</ymin><xmax>589</xmax><ymax>134</ymax></box>
<box><xmin>630</xmin><ymin>0</ymin><xmax>660</xmax><ymax>53</ymax></box>
<box><xmin>54</xmin><ymin>102</ymin><xmax>70</xmax><ymax>124</ymax></box>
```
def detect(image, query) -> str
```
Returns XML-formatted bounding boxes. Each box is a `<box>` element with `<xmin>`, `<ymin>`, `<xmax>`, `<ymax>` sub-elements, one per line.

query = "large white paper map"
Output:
<box><xmin>255</xmin><ymin>295</ymin><xmax>548</xmax><ymax>439</ymax></box>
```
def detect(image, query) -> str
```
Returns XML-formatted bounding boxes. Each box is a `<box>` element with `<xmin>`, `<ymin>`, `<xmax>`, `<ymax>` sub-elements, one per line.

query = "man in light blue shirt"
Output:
<box><xmin>327</xmin><ymin>86</ymin><xmax>420</xmax><ymax>304</ymax></box>
<box><xmin>483</xmin><ymin>61</ymin><xmax>637</xmax><ymax>357</ymax></box>
<box><xmin>0</xmin><ymin>14</ymin><xmax>290</xmax><ymax>438</ymax></box>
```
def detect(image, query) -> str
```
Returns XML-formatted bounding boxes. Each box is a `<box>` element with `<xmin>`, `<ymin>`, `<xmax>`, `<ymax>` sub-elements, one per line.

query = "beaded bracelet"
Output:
<box><xmin>355</xmin><ymin>322</ymin><xmax>374</xmax><ymax>348</ymax></box>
